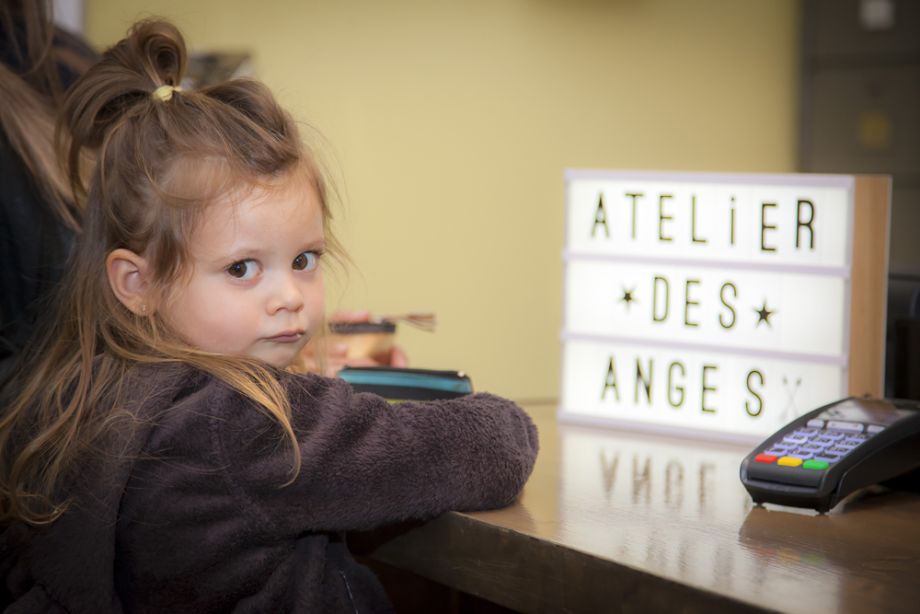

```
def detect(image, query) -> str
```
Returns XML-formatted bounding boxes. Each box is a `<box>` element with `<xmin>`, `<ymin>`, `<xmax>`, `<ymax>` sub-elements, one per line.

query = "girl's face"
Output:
<box><xmin>159</xmin><ymin>171</ymin><xmax>326</xmax><ymax>368</ymax></box>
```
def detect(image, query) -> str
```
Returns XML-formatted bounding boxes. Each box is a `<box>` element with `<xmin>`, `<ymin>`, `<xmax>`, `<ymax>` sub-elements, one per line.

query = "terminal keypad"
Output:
<box><xmin>755</xmin><ymin>419</ymin><xmax>879</xmax><ymax>471</ymax></box>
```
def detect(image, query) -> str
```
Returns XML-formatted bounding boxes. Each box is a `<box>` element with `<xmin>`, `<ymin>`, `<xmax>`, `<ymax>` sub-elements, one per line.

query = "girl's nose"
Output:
<box><xmin>267</xmin><ymin>273</ymin><xmax>304</xmax><ymax>314</ymax></box>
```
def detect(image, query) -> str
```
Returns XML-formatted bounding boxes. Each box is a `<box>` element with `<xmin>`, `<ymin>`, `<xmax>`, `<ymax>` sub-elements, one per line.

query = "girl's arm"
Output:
<box><xmin>214</xmin><ymin>373</ymin><xmax>539</xmax><ymax>533</ymax></box>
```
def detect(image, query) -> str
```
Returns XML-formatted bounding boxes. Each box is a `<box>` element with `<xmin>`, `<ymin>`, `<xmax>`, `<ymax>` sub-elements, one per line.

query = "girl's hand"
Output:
<box><xmin>299</xmin><ymin>310</ymin><xmax>408</xmax><ymax>377</ymax></box>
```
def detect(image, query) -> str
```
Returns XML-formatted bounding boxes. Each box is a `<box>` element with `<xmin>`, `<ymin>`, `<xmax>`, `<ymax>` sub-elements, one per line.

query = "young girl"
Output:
<box><xmin>0</xmin><ymin>20</ymin><xmax>538</xmax><ymax>613</ymax></box>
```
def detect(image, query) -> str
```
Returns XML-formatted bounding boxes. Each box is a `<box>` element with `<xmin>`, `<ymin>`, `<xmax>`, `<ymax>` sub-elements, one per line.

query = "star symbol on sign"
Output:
<box><xmin>620</xmin><ymin>287</ymin><xmax>637</xmax><ymax>310</ymax></box>
<box><xmin>754</xmin><ymin>300</ymin><xmax>776</xmax><ymax>328</ymax></box>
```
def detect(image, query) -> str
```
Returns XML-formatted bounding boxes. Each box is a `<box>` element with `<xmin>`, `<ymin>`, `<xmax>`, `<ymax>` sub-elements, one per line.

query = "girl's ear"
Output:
<box><xmin>106</xmin><ymin>248</ymin><xmax>154</xmax><ymax>315</ymax></box>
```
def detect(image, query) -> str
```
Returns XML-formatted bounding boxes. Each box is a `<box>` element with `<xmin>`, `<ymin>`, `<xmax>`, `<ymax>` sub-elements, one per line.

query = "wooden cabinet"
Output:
<box><xmin>800</xmin><ymin>0</ymin><xmax>920</xmax><ymax>398</ymax></box>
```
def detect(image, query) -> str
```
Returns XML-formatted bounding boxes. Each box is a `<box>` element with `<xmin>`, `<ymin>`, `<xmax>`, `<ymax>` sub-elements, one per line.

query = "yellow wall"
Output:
<box><xmin>86</xmin><ymin>0</ymin><xmax>799</xmax><ymax>401</ymax></box>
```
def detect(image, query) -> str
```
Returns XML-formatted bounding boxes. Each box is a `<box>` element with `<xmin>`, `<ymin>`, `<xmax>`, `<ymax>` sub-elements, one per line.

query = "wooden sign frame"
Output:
<box><xmin>847</xmin><ymin>175</ymin><xmax>891</xmax><ymax>397</ymax></box>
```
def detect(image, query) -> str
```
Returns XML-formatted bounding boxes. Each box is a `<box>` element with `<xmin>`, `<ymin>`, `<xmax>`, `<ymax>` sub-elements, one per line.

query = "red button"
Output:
<box><xmin>755</xmin><ymin>454</ymin><xmax>777</xmax><ymax>463</ymax></box>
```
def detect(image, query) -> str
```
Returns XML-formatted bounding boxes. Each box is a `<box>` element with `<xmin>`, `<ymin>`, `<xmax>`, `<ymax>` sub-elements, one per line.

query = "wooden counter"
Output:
<box><xmin>366</xmin><ymin>403</ymin><xmax>920</xmax><ymax>613</ymax></box>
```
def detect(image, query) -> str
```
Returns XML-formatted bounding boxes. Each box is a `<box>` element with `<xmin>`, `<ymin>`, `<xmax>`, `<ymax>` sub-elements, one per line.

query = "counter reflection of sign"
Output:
<box><xmin>560</xmin><ymin>170</ymin><xmax>890</xmax><ymax>442</ymax></box>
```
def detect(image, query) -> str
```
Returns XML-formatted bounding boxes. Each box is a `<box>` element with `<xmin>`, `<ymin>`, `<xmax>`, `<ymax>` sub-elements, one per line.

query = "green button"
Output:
<box><xmin>803</xmin><ymin>459</ymin><xmax>829</xmax><ymax>470</ymax></box>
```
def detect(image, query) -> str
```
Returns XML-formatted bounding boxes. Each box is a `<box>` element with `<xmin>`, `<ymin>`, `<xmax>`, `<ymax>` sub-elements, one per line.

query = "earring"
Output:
<box><xmin>140</xmin><ymin>304</ymin><xmax>148</xmax><ymax>316</ymax></box>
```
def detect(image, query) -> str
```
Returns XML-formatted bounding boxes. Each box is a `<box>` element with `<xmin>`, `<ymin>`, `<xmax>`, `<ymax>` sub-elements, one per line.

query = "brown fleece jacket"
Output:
<box><xmin>0</xmin><ymin>362</ymin><xmax>539</xmax><ymax>613</ymax></box>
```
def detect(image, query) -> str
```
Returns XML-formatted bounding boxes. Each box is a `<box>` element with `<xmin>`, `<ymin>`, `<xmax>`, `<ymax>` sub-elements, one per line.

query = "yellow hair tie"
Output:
<box><xmin>151</xmin><ymin>84</ymin><xmax>182</xmax><ymax>102</ymax></box>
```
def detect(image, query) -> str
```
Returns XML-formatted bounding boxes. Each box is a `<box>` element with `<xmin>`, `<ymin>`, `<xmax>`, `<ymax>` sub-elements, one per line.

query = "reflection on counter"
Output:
<box><xmin>558</xmin><ymin>424</ymin><xmax>843</xmax><ymax>610</ymax></box>
<box><xmin>562</xmin><ymin>426</ymin><xmax>753</xmax><ymax>517</ymax></box>
<box><xmin>739</xmin><ymin>487</ymin><xmax>920</xmax><ymax>613</ymax></box>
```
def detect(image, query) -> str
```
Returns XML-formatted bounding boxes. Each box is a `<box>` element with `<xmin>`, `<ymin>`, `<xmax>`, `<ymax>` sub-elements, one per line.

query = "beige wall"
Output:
<box><xmin>86</xmin><ymin>0</ymin><xmax>799</xmax><ymax>401</ymax></box>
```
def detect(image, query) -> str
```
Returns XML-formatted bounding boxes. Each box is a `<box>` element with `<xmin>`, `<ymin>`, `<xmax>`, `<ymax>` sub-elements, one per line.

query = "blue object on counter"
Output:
<box><xmin>338</xmin><ymin>367</ymin><xmax>473</xmax><ymax>401</ymax></box>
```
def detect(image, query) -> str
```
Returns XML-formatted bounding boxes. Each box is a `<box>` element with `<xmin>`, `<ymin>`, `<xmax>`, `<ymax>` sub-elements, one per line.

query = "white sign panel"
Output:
<box><xmin>560</xmin><ymin>170</ymin><xmax>854</xmax><ymax>442</ymax></box>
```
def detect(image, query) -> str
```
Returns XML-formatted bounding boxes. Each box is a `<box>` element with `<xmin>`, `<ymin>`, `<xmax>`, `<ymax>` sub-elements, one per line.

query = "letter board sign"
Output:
<box><xmin>560</xmin><ymin>170</ymin><xmax>890</xmax><ymax>442</ymax></box>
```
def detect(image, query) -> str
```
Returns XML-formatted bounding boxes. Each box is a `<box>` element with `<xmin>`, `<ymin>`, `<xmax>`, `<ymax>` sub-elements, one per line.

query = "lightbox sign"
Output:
<box><xmin>560</xmin><ymin>170</ymin><xmax>866</xmax><ymax>442</ymax></box>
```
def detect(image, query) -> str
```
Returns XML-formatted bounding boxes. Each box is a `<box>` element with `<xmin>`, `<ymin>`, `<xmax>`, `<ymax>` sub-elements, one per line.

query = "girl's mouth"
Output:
<box><xmin>267</xmin><ymin>330</ymin><xmax>305</xmax><ymax>343</ymax></box>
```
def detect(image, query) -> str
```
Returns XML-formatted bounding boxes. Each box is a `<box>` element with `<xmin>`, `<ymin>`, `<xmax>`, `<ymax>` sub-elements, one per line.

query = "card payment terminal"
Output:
<box><xmin>739</xmin><ymin>397</ymin><xmax>920</xmax><ymax>512</ymax></box>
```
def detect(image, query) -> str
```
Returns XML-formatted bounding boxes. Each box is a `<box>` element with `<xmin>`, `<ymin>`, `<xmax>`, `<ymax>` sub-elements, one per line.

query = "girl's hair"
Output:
<box><xmin>0</xmin><ymin>19</ymin><xmax>339</xmax><ymax>525</ymax></box>
<box><xmin>0</xmin><ymin>0</ymin><xmax>94</xmax><ymax>230</ymax></box>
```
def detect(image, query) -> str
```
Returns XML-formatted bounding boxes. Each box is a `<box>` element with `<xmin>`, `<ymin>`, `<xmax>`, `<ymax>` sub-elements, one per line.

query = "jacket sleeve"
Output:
<box><xmin>211</xmin><ymin>373</ymin><xmax>539</xmax><ymax>533</ymax></box>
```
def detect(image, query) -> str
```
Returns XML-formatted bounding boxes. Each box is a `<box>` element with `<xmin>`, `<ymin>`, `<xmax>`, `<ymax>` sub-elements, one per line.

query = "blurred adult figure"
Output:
<box><xmin>0</xmin><ymin>0</ymin><xmax>96</xmax><ymax>380</ymax></box>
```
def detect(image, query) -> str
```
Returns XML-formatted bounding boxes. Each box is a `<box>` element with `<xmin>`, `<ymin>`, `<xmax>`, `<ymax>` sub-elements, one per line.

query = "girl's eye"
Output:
<box><xmin>293</xmin><ymin>251</ymin><xmax>319</xmax><ymax>272</ymax></box>
<box><xmin>227</xmin><ymin>259</ymin><xmax>259</xmax><ymax>280</ymax></box>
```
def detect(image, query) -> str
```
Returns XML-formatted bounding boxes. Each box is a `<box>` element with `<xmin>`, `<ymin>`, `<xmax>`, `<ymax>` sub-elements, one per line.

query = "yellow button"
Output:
<box><xmin>778</xmin><ymin>456</ymin><xmax>803</xmax><ymax>467</ymax></box>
